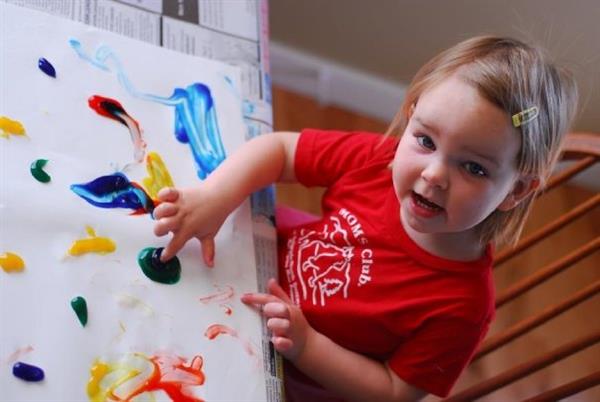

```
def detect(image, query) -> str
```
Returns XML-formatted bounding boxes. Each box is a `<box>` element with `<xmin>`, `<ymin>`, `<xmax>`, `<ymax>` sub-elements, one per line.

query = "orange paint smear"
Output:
<box><xmin>204</xmin><ymin>324</ymin><xmax>236</xmax><ymax>340</ymax></box>
<box><xmin>88</xmin><ymin>353</ymin><xmax>205</xmax><ymax>402</ymax></box>
<box><xmin>128</xmin><ymin>355</ymin><xmax>204</xmax><ymax>402</ymax></box>
<box><xmin>198</xmin><ymin>285</ymin><xmax>234</xmax><ymax>304</ymax></box>
<box><xmin>4</xmin><ymin>345</ymin><xmax>33</xmax><ymax>364</ymax></box>
<box><xmin>204</xmin><ymin>324</ymin><xmax>256</xmax><ymax>357</ymax></box>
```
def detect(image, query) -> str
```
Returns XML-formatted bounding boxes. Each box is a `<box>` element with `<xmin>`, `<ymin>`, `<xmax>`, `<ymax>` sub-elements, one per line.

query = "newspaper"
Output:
<box><xmin>2</xmin><ymin>0</ymin><xmax>282</xmax><ymax>400</ymax></box>
<box><xmin>5</xmin><ymin>0</ymin><xmax>271</xmax><ymax>113</ymax></box>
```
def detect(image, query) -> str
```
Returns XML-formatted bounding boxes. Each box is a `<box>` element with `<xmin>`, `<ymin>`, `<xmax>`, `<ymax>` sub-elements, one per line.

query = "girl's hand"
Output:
<box><xmin>242</xmin><ymin>278</ymin><xmax>313</xmax><ymax>362</ymax></box>
<box><xmin>152</xmin><ymin>185</ymin><xmax>229</xmax><ymax>265</ymax></box>
<box><xmin>152</xmin><ymin>133</ymin><xmax>300</xmax><ymax>265</ymax></box>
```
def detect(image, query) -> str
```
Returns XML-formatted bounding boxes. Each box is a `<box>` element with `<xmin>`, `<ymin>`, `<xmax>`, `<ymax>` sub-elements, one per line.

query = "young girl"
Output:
<box><xmin>152</xmin><ymin>36</ymin><xmax>578</xmax><ymax>401</ymax></box>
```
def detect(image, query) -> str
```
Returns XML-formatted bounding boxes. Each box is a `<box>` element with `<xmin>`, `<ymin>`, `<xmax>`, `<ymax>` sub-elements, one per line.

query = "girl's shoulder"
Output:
<box><xmin>299</xmin><ymin>128</ymin><xmax>398</xmax><ymax>161</ymax></box>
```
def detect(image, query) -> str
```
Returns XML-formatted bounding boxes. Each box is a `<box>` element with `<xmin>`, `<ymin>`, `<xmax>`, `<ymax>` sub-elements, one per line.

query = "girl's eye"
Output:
<box><xmin>464</xmin><ymin>162</ymin><xmax>488</xmax><ymax>177</ymax></box>
<box><xmin>416</xmin><ymin>135</ymin><xmax>435</xmax><ymax>150</ymax></box>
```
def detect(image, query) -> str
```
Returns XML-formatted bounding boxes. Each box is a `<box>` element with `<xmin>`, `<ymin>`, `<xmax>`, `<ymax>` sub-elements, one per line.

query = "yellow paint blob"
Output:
<box><xmin>0</xmin><ymin>116</ymin><xmax>26</xmax><ymax>138</ymax></box>
<box><xmin>87</xmin><ymin>358</ymin><xmax>141</xmax><ymax>402</ymax></box>
<box><xmin>68</xmin><ymin>226</ymin><xmax>116</xmax><ymax>256</ymax></box>
<box><xmin>142</xmin><ymin>151</ymin><xmax>174</xmax><ymax>198</ymax></box>
<box><xmin>0</xmin><ymin>252</ymin><xmax>25</xmax><ymax>273</ymax></box>
<box><xmin>87</xmin><ymin>361</ymin><xmax>109</xmax><ymax>400</ymax></box>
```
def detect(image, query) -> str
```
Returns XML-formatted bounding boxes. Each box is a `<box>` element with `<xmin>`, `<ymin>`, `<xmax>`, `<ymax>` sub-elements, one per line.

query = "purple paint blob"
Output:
<box><xmin>38</xmin><ymin>58</ymin><xmax>56</xmax><ymax>78</ymax></box>
<box><xmin>12</xmin><ymin>361</ymin><xmax>45</xmax><ymax>382</ymax></box>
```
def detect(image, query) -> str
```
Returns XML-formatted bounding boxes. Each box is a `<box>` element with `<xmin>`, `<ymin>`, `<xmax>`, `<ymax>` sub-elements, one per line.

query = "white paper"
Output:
<box><xmin>0</xmin><ymin>3</ymin><xmax>270</xmax><ymax>401</ymax></box>
<box><xmin>162</xmin><ymin>16</ymin><xmax>262</xmax><ymax>101</ymax></box>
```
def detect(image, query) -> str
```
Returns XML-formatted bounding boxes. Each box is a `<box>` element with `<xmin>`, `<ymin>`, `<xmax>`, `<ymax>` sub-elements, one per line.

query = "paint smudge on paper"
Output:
<box><xmin>204</xmin><ymin>323</ymin><xmax>237</xmax><ymax>340</ymax></box>
<box><xmin>70</xmin><ymin>39</ymin><xmax>226</xmax><ymax>179</ymax></box>
<box><xmin>38</xmin><ymin>57</ymin><xmax>56</xmax><ymax>78</ymax></box>
<box><xmin>220</xmin><ymin>304</ymin><xmax>232</xmax><ymax>315</ymax></box>
<box><xmin>30</xmin><ymin>159</ymin><xmax>51</xmax><ymax>183</ymax></box>
<box><xmin>68</xmin><ymin>226</ymin><xmax>116</xmax><ymax>256</ymax></box>
<box><xmin>143</xmin><ymin>152</ymin><xmax>174</xmax><ymax>198</ymax></box>
<box><xmin>13</xmin><ymin>361</ymin><xmax>44</xmax><ymax>382</ymax></box>
<box><xmin>111</xmin><ymin>321</ymin><xmax>127</xmax><ymax>343</ymax></box>
<box><xmin>87</xmin><ymin>353</ymin><xmax>205</xmax><ymax>402</ymax></box>
<box><xmin>198</xmin><ymin>285</ymin><xmax>234</xmax><ymax>304</ymax></box>
<box><xmin>71</xmin><ymin>173</ymin><xmax>155</xmax><ymax>215</ymax></box>
<box><xmin>0</xmin><ymin>116</ymin><xmax>26</xmax><ymax>138</ymax></box>
<box><xmin>204</xmin><ymin>324</ymin><xmax>256</xmax><ymax>357</ymax></box>
<box><xmin>4</xmin><ymin>346</ymin><xmax>34</xmax><ymax>365</ymax></box>
<box><xmin>0</xmin><ymin>252</ymin><xmax>25</xmax><ymax>273</ymax></box>
<box><xmin>115</xmin><ymin>293</ymin><xmax>154</xmax><ymax>316</ymax></box>
<box><xmin>137</xmin><ymin>247</ymin><xmax>181</xmax><ymax>285</ymax></box>
<box><xmin>88</xmin><ymin>95</ymin><xmax>146</xmax><ymax>163</ymax></box>
<box><xmin>71</xmin><ymin>296</ymin><xmax>88</xmax><ymax>327</ymax></box>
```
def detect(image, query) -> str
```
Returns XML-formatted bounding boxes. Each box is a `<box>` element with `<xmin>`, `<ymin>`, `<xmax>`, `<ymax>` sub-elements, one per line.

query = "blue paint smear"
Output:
<box><xmin>13</xmin><ymin>362</ymin><xmax>45</xmax><ymax>382</ymax></box>
<box><xmin>38</xmin><ymin>57</ymin><xmax>56</xmax><ymax>78</ymax></box>
<box><xmin>69</xmin><ymin>39</ymin><xmax>226</xmax><ymax>179</ymax></box>
<box><xmin>70</xmin><ymin>173</ymin><xmax>154</xmax><ymax>214</ymax></box>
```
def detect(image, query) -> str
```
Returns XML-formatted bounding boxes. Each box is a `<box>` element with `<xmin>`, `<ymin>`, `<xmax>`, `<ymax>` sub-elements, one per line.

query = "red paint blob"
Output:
<box><xmin>88</xmin><ymin>95</ymin><xmax>140</xmax><ymax>134</ymax></box>
<box><xmin>204</xmin><ymin>324</ymin><xmax>236</xmax><ymax>340</ymax></box>
<box><xmin>132</xmin><ymin>355</ymin><xmax>205</xmax><ymax>402</ymax></box>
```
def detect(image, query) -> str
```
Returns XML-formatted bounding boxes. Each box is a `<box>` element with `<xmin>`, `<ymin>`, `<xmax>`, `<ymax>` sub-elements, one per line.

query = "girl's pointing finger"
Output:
<box><xmin>241</xmin><ymin>292</ymin><xmax>275</xmax><ymax>306</ymax></box>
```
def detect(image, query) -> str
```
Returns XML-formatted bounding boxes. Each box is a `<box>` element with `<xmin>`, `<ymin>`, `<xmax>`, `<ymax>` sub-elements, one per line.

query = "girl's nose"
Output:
<box><xmin>421</xmin><ymin>160</ymin><xmax>449</xmax><ymax>190</ymax></box>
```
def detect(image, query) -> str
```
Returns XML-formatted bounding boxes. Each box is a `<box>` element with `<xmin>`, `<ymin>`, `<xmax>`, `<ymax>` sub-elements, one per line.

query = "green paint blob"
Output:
<box><xmin>137</xmin><ymin>247</ymin><xmax>181</xmax><ymax>285</ymax></box>
<box><xmin>70</xmin><ymin>296</ymin><xmax>88</xmax><ymax>327</ymax></box>
<box><xmin>30</xmin><ymin>159</ymin><xmax>51</xmax><ymax>183</ymax></box>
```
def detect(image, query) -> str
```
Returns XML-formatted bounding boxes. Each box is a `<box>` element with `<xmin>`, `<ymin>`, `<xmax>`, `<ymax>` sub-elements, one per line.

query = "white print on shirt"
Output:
<box><xmin>285</xmin><ymin>208</ymin><xmax>373</xmax><ymax>307</ymax></box>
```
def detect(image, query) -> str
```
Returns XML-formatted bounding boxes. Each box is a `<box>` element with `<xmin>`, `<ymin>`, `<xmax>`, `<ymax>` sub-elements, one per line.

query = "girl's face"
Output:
<box><xmin>392</xmin><ymin>74</ymin><xmax>528</xmax><ymax>236</ymax></box>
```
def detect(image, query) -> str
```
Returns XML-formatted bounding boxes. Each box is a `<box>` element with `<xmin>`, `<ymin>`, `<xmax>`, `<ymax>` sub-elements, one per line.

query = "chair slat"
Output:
<box><xmin>520</xmin><ymin>370</ymin><xmax>600</xmax><ymax>402</ymax></box>
<box><xmin>494</xmin><ymin>193</ymin><xmax>600</xmax><ymax>266</ymax></box>
<box><xmin>474</xmin><ymin>279</ymin><xmax>600</xmax><ymax>360</ymax></box>
<box><xmin>541</xmin><ymin>156</ymin><xmax>597</xmax><ymax>194</ymax></box>
<box><xmin>443</xmin><ymin>330</ymin><xmax>600</xmax><ymax>402</ymax></box>
<box><xmin>496</xmin><ymin>237</ymin><xmax>600</xmax><ymax>308</ymax></box>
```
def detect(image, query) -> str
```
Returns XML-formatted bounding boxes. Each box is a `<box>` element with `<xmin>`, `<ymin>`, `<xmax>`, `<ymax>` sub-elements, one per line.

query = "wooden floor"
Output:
<box><xmin>272</xmin><ymin>85</ymin><xmax>600</xmax><ymax>401</ymax></box>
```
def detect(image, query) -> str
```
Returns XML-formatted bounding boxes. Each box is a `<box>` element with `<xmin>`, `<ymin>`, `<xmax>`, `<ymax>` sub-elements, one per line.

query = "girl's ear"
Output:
<box><xmin>497</xmin><ymin>175</ymin><xmax>540</xmax><ymax>211</ymax></box>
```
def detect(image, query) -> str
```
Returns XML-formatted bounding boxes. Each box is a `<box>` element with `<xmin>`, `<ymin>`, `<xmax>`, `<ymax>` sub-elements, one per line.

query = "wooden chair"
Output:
<box><xmin>442</xmin><ymin>132</ymin><xmax>600</xmax><ymax>401</ymax></box>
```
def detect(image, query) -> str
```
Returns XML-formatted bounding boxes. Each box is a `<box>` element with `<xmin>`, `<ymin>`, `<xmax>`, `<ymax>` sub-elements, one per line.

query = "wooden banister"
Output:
<box><xmin>519</xmin><ymin>371</ymin><xmax>600</xmax><ymax>402</ymax></box>
<box><xmin>496</xmin><ymin>237</ymin><xmax>600</xmax><ymax>308</ymax></box>
<box><xmin>541</xmin><ymin>156</ymin><xmax>597</xmax><ymax>194</ymax></box>
<box><xmin>560</xmin><ymin>132</ymin><xmax>600</xmax><ymax>159</ymax></box>
<box><xmin>474</xmin><ymin>279</ymin><xmax>600</xmax><ymax>360</ymax></box>
<box><xmin>443</xmin><ymin>330</ymin><xmax>600</xmax><ymax>402</ymax></box>
<box><xmin>494</xmin><ymin>193</ymin><xmax>600</xmax><ymax>266</ymax></box>
<box><xmin>540</xmin><ymin>132</ymin><xmax>599</xmax><ymax>194</ymax></box>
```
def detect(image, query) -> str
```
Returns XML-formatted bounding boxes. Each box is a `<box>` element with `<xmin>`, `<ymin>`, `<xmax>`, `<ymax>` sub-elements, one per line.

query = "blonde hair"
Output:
<box><xmin>386</xmin><ymin>36</ymin><xmax>578</xmax><ymax>246</ymax></box>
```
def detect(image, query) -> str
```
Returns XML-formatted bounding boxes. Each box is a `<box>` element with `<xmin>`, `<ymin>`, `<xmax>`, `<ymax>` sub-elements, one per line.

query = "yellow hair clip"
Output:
<box><xmin>512</xmin><ymin>106</ymin><xmax>539</xmax><ymax>128</ymax></box>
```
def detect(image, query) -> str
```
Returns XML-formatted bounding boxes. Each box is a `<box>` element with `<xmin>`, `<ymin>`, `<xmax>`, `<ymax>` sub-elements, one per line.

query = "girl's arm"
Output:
<box><xmin>243</xmin><ymin>279</ymin><xmax>428</xmax><ymax>402</ymax></box>
<box><xmin>298</xmin><ymin>326</ymin><xmax>427</xmax><ymax>402</ymax></box>
<box><xmin>153</xmin><ymin>131</ymin><xmax>300</xmax><ymax>262</ymax></box>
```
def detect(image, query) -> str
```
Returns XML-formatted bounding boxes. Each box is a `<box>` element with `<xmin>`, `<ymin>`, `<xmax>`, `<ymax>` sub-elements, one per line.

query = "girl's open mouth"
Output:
<box><xmin>410</xmin><ymin>191</ymin><xmax>444</xmax><ymax>218</ymax></box>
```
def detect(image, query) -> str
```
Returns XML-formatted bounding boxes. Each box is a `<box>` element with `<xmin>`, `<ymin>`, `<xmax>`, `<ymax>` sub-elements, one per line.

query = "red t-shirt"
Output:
<box><xmin>277</xmin><ymin>129</ymin><xmax>495</xmax><ymax>399</ymax></box>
